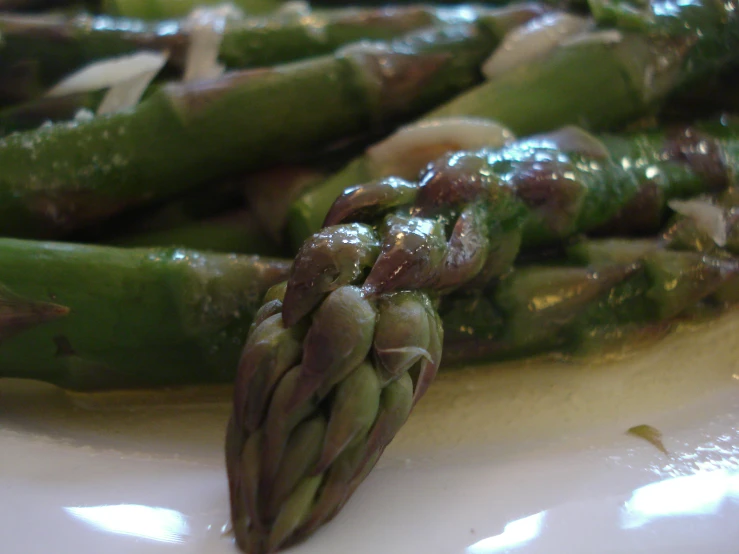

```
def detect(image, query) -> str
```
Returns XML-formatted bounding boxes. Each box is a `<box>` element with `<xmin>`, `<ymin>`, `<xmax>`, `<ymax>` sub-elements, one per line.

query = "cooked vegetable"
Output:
<box><xmin>0</xmin><ymin>239</ymin><xmax>289</xmax><ymax>390</ymax></box>
<box><xmin>0</xmin><ymin>22</ymin><xmax>507</xmax><ymax>238</ymax></box>
<box><xmin>227</xmin><ymin>118</ymin><xmax>739</xmax><ymax>552</ymax></box>
<box><xmin>111</xmin><ymin>209</ymin><xmax>282</xmax><ymax>254</ymax></box>
<box><xmin>288</xmin><ymin>0</ymin><xmax>739</xmax><ymax>245</ymax></box>
<box><xmin>0</xmin><ymin>4</ymin><xmax>543</xmax><ymax>103</ymax></box>
<box><xmin>0</xmin><ymin>91</ymin><xmax>105</xmax><ymax>136</ymax></box>
<box><xmin>443</xmin><ymin>238</ymin><xmax>739</xmax><ymax>363</ymax></box>
<box><xmin>0</xmin><ymin>1</ymin><xmax>736</xmax><ymax>553</ymax></box>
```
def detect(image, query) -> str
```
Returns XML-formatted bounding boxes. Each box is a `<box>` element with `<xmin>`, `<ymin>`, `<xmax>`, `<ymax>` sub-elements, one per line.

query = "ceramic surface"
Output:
<box><xmin>1</xmin><ymin>311</ymin><xmax>738</xmax><ymax>554</ymax></box>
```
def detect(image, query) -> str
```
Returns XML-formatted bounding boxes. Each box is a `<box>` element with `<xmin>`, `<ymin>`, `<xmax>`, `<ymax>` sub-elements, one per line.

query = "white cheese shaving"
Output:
<box><xmin>183</xmin><ymin>5</ymin><xmax>241</xmax><ymax>82</ymax></box>
<box><xmin>46</xmin><ymin>51</ymin><xmax>168</xmax><ymax>99</ymax></box>
<box><xmin>669</xmin><ymin>198</ymin><xmax>728</xmax><ymax>247</ymax></box>
<box><xmin>367</xmin><ymin>117</ymin><xmax>515</xmax><ymax>180</ymax></box>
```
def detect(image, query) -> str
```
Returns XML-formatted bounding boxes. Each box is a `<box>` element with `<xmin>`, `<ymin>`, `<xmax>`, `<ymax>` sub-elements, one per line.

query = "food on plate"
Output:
<box><xmin>0</xmin><ymin>0</ymin><xmax>736</xmax><ymax>551</ymax></box>
<box><xmin>0</xmin><ymin>14</ymin><xmax>533</xmax><ymax>238</ymax></box>
<box><xmin>226</xmin><ymin>118</ymin><xmax>739</xmax><ymax>551</ymax></box>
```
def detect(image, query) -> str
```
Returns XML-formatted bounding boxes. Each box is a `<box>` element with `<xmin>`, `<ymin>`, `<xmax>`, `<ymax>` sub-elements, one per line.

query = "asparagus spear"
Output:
<box><xmin>0</xmin><ymin>91</ymin><xmax>106</xmax><ymax>135</ymax></box>
<box><xmin>442</xmin><ymin>240</ymin><xmax>739</xmax><ymax>363</ymax></box>
<box><xmin>111</xmin><ymin>209</ymin><xmax>283</xmax><ymax>254</ymax></box>
<box><xmin>310</xmin><ymin>0</ymin><xmax>584</xmax><ymax>8</ymax></box>
<box><xmin>83</xmin><ymin>164</ymin><xmax>323</xmax><ymax>252</ymax></box>
<box><xmin>0</xmin><ymin>4</ymin><xmax>544</xmax><ymax>102</ymax></box>
<box><xmin>0</xmin><ymin>186</ymin><xmax>732</xmax><ymax>394</ymax></box>
<box><xmin>101</xmin><ymin>0</ymin><xmax>284</xmax><ymax>19</ymax></box>
<box><xmin>0</xmin><ymin>238</ymin><xmax>290</xmax><ymax>390</ymax></box>
<box><xmin>0</xmin><ymin>13</ymin><xmax>180</xmax><ymax>105</ymax></box>
<box><xmin>287</xmin><ymin>0</ymin><xmax>739</xmax><ymax>245</ymax></box>
<box><xmin>226</xmin><ymin>120</ymin><xmax>738</xmax><ymax>552</ymax></box>
<box><xmin>0</xmin><ymin>0</ymin><xmax>282</xmax><ymax>14</ymax></box>
<box><xmin>0</xmin><ymin>21</ymin><xmax>508</xmax><ymax>238</ymax></box>
<box><xmin>0</xmin><ymin>0</ymin><xmax>85</xmax><ymax>12</ymax></box>
<box><xmin>661</xmin><ymin>66</ymin><xmax>739</xmax><ymax>121</ymax></box>
<box><xmin>0</xmin><ymin>221</ymin><xmax>730</xmax><ymax>394</ymax></box>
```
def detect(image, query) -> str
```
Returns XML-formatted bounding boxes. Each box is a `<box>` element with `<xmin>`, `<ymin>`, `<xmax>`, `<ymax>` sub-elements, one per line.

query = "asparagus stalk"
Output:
<box><xmin>661</xmin><ymin>66</ymin><xmax>739</xmax><ymax>121</ymax></box>
<box><xmin>0</xmin><ymin>13</ymin><xmax>181</xmax><ymax>105</ymax></box>
<box><xmin>101</xmin><ymin>0</ymin><xmax>284</xmax><ymax>19</ymax></box>
<box><xmin>287</xmin><ymin>0</ymin><xmax>739</xmax><ymax>245</ymax></box>
<box><xmin>0</xmin><ymin>21</ymin><xmax>508</xmax><ymax>238</ymax></box>
<box><xmin>226</xmin><ymin>119</ymin><xmax>739</xmax><ymax>552</ymax></box>
<box><xmin>0</xmin><ymin>0</ymin><xmax>281</xmax><ymax>14</ymax></box>
<box><xmin>442</xmin><ymin>240</ymin><xmax>739</xmax><ymax>363</ymax></box>
<box><xmin>399</xmin><ymin>177</ymin><xmax>739</xmax><ymax>364</ymax></box>
<box><xmin>0</xmin><ymin>239</ymin><xmax>290</xmax><ymax>390</ymax></box>
<box><xmin>0</xmin><ymin>91</ymin><xmax>106</xmax><ymax>135</ymax></box>
<box><xmin>309</xmin><ymin>0</ymin><xmax>584</xmax><ymax>8</ymax></box>
<box><xmin>111</xmin><ymin>209</ymin><xmax>283</xmax><ymax>255</ymax></box>
<box><xmin>0</xmin><ymin>4</ymin><xmax>544</xmax><ymax>102</ymax></box>
<box><xmin>85</xmin><ymin>164</ymin><xmax>324</xmax><ymax>252</ymax></box>
<box><xmin>0</xmin><ymin>222</ymin><xmax>731</xmax><ymax>393</ymax></box>
<box><xmin>0</xmin><ymin>174</ymin><xmax>733</xmax><ymax>393</ymax></box>
<box><xmin>0</xmin><ymin>0</ymin><xmax>85</xmax><ymax>12</ymax></box>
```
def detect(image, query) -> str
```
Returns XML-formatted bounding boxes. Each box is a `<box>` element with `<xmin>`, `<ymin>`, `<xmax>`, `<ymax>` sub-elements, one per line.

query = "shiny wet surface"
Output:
<box><xmin>1</xmin><ymin>310</ymin><xmax>738</xmax><ymax>554</ymax></box>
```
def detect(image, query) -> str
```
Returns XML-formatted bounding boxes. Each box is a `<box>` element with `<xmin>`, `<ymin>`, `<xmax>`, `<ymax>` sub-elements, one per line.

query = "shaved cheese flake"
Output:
<box><xmin>669</xmin><ymin>198</ymin><xmax>728</xmax><ymax>247</ymax></box>
<box><xmin>46</xmin><ymin>51</ymin><xmax>168</xmax><ymax>98</ymax></box>
<box><xmin>367</xmin><ymin>117</ymin><xmax>515</xmax><ymax>180</ymax></box>
<box><xmin>183</xmin><ymin>5</ymin><xmax>241</xmax><ymax>82</ymax></box>
<box><xmin>97</xmin><ymin>66</ymin><xmax>163</xmax><ymax>115</ymax></box>
<box><xmin>482</xmin><ymin>13</ymin><xmax>592</xmax><ymax>80</ymax></box>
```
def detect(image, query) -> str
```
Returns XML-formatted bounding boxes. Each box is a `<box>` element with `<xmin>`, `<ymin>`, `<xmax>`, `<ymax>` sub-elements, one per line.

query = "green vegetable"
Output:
<box><xmin>102</xmin><ymin>0</ymin><xmax>283</xmax><ymax>19</ymax></box>
<box><xmin>0</xmin><ymin>91</ymin><xmax>105</xmax><ymax>135</ymax></box>
<box><xmin>111</xmin><ymin>210</ymin><xmax>282</xmax><ymax>255</ymax></box>
<box><xmin>0</xmin><ymin>238</ymin><xmax>289</xmax><ymax>390</ymax></box>
<box><xmin>0</xmin><ymin>22</ymin><xmax>505</xmax><ymax>238</ymax></box>
<box><xmin>227</xmin><ymin>118</ymin><xmax>739</xmax><ymax>552</ymax></box>
<box><xmin>0</xmin><ymin>4</ymin><xmax>545</xmax><ymax>102</ymax></box>
<box><xmin>443</xmin><ymin>240</ymin><xmax>738</xmax><ymax>363</ymax></box>
<box><xmin>288</xmin><ymin>0</ymin><xmax>739</xmax><ymax>245</ymax></box>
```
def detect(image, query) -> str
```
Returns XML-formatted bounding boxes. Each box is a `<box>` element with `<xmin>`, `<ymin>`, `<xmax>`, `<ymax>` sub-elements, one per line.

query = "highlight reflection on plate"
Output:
<box><xmin>622</xmin><ymin>470</ymin><xmax>739</xmax><ymax>530</ymax></box>
<box><xmin>65</xmin><ymin>505</ymin><xmax>190</xmax><ymax>544</ymax></box>
<box><xmin>467</xmin><ymin>512</ymin><xmax>545</xmax><ymax>553</ymax></box>
<box><xmin>1</xmin><ymin>310</ymin><xmax>739</xmax><ymax>554</ymax></box>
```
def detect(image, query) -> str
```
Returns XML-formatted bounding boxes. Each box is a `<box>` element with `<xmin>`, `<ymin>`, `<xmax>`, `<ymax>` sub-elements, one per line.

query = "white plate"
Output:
<box><xmin>1</xmin><ymin>310</ymin><xmax>738</xmax><ymax>554</ymax></box>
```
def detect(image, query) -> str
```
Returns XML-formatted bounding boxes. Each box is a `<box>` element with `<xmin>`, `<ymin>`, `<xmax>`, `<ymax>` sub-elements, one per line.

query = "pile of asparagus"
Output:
<box><xmin>0</xmin><ymin>0</ymin><xmax>738</xmax><ymax>551</ymax></box>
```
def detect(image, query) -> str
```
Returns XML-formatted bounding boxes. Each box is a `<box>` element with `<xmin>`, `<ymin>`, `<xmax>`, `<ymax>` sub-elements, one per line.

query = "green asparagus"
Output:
<box><xmin>0</xmin><ymin>194</ymin><xmax>733</xmax><ymax>393</ymax></box>
<box><xmin>441</xmin><ymin>239</ymin><xmax>739</xmax><ymax>364</ymax></box>
<box><xmin>0</xmin><ymin>116</ymin><xmax>735</xmax><ymax>390</ymax></box>
<box><xmin>111</xmin><ymin>209</ymin><xmax>283</xmax><ymax>254</ymax></box>
<box><xmin>0</xmin><ymin>91</ymin><xmax>106</xmax><ymax>135</ymax></box>
<box><xmin>226</xmin><ymin>119</ymin><xmax>739</xmax><ymax>552</ymax></box>
<box><xmin>310</xmin><ymin>0</ymin><xmax>584</xmax><ymax>8</ymax></box>
<box><xmin>0</xmin><ymin>4</ymin><xmax>544</xmax><ymax>103</ymax></box>
<box><xmin>101</xmin><ymin>0</ymin><xmax>284</xmax><ymax>19</ymax></box>
<box><xmin>288</xmin><ymin>0</ymin><xmax>739</xmax><ymax>245</ymax></box>
<box><xmin>0</xmin><ymin>238</ymin><xmax>289</xmax><ymax>390</ymax></box>
<box><xmin>89</xmin><ymin>165</ymin><xmax>324</xmax><ymax>252</ymax></box>
<box><xmin>0</xmin><ymin>21</ymin><xmax>508</xmax><ymax>238</ymax></box>
<box><xmin>0</xmin><ymin>0</ymin><xmax>282</xmax><ymax>15</ymax></box>
<box><xmin>0</xmin><ymin>0</ymin><xmax>89</xmax><ymax>13</ymax></box>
